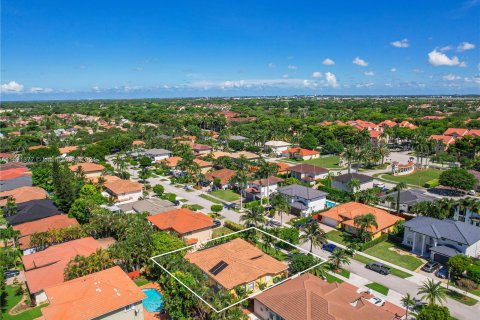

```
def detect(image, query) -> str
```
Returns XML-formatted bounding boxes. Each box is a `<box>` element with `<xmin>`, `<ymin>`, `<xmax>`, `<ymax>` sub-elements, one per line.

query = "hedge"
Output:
<box><xmin>359</xmin><ymin>233</ymin><xmax>388</xmax><ymax>251</ymax></box>
<box><xmin>224</xmin><ymin>220</ymin><xmax>245</xmax><ymax>232</ymax></box>
<box><xmin>424</xmin><ymin>179</ymin><xmax>440</xmax><ymax>188</ymax></box>
<box><xmin>467</xmin><ymin>263</ymin><xmax>480</xmax><ymax>284</ymax></box>
<box><xmin>318</xmin><ymin>186</ymin><xmax>353</xmax><ymax>203</ymax></box>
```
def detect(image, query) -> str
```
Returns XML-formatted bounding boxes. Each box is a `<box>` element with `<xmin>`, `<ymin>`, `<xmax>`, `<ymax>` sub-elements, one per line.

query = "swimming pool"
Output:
<box><xmin>326</xmin><ymin>200</ymin><xmax>337</xmax><ymax>208</ymax></box>
<box><xmin>142</xmin><ymin>288</ymin><xmax>164</xmax><ymax>312</ymax></box>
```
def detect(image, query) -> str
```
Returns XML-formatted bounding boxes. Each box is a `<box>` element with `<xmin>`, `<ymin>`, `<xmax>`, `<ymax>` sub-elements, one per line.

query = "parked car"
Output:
<box><xmin>421</xmin><ymin>261</ymin><xmax>441</xmax><ymax>273</ymax></box>
<box><xmin>322</xmin><ymin>243</ymin><xmax>337</xmax><ymax>253</ymax></box>
<box><xmin>374</xmin><ymin>182</ymin><xmax>386</xmax><ymax>189</ymax></box>
<box><xmin>267</xmin><ymin>218</ymin><xmax>282</xmax><ymax>227</ymax></box>
<box><xmin>468</xmin><ymin>190</ymin><xmax>476</xmax><ymax>196</ymax></box>
<box><xmin>365</xmin><ymin>262</ymin><xmax>390</xmax><ymax>275</ymax></box>
<box><xmin>367</xmin><ymin>296</ymin><xmax>385</xmax><ymax>306</ymax></box>
<box><xmin>4</xmin><ymin>269</ymin><xmax>20</xmax><ymax>279</ymax></box>
<box><xmin>212</xmin><ymin>220</ymin><xmax>221</xmax><ymax>228</ymax></box>
<box><xmin>172</xmin><ymin>200</ymin><xmax>180</xmax><ymax>206</ymax></box>
<box><xmin>435</xmin><ymin>266</ymin><xmax>449</xmax><ymax>279</ymax></box>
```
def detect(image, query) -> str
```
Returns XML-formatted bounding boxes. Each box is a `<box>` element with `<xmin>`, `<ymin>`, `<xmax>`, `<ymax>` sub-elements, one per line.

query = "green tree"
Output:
<box><xmin>447</xmin><ymin>254</ymin><xmax>472</xmax><ymax>279</ymax></box>
<box><xmin>417</xmin><ymin>279</ymin><xmax>447</xmax><ymax>306</ymax></box>
<box><xmin>353</xmin><ymin>213</ymin><xmax>378</xmax><ymax>242</ymax></box>
<box><xmin>290</xmin><ymin>253</ymin><xmax>320</xmax><ymax>273</ymax></box>
<box><xmin>439</xmin><ymin>168</ymin><xmax>477</xmax><ymax>192</ymax></box>
<box><xmin>328</xmin><ymin>248</ymin><xmax>351</xmax><ymax>270</ymax></box>
<box><xmin>401</xmin><ymin>293</ymin><xmax>415</xmax><ymax>320</ymax></box>
<box><xmin>300</xmin><ymin>222</ymin><xmax>327</xmax><ymax>252</ymax></box>
<box><xmin>417</xmin><ymin>304</ymin><xmax>451</xmax><ymax>320</ymax></box>
<box><xmin>68</xmin><ymin>184</ymin><xmax>107</xmax><ymax>223</ymax></box>
<box><xmin>64</xmin><ymin>249</ymin><xmax>115</xmax><ymax>280</ymax></box>
<box><xmin>347</xmin><ymin>178</ymin><xmax>361</xmax><ymax>199</ymax></box>
<box><xmin>153</xmin><ymin>184</ymin><xmax>165</xmax><ymax>197</ymax></box>
<box><xmin>239</xmin><ymin>205</ymin><xmax>266</xmax><ymax>227</ymax></box>
<box><xmin>300</xmin><ymin>133</ymin><xmax>319</xmax><ymax>150</ymax></box>
<box><xmin>395</xmin><ymin>181</ymin><xmax>408</xmax><ymax>215</ymax></box>
<box><xmin>210</xmin><ymin>204</ymin><xmax>223</xmax><ymax>215</ymax></box>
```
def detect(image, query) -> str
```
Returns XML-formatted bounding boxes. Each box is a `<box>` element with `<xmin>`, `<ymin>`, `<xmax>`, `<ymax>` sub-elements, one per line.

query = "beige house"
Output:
<box><xmin>69</xmin><ymin>162</ymin><xmax>105</xmax><ymax>178</ymax></box>
<box><xmin>104</xmin><ymin>179</ymin><xmax>143</xmax><ymax>203</ymax></box>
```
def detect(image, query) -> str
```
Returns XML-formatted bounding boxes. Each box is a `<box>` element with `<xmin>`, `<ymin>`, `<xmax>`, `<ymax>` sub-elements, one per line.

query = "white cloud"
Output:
<box><xmin>390</xmin><ymin>68</ymin><xmax>397</xmax><ymax>72</ymax></box>
<box><xmin>442</xmin><ymin>73</ymin><xmax>461</xmax><ymax>81</ymax></box>
<box><xmin>1</xmin><ymin>81</ymin><xmax>24</xmax><ymax>93</ymax></box>
<box><xmin>428</xmin><ymin>49</ymin><xmax>463</xmax><ymax>66</ymax></box>
<box><xmin>364</xmin><ymin>71</ymin><xmax>375</xmax><ymax>76</ymax></box>
<box><xmin>353</xmin><ymin>57</ymin><xmax>368</xmax><ymax>67</ymax></box>
<box><xmin>322</xmin><ymin>58</ymin><xmax>335</xmax><ymax>65</ymax></box>
<box><xmin>311</xmin><ymin>71</ymin><xmax>322</xmax><ymax>78</ymax></box>
<box><xmin>287</xmin><ymin>65</ymin><xmax>297</xmax><ymax>70</ymax></box>
<box><xmin>92</xmin><ymin>85</ymin><xmax>101</xmax><ymax>92</ymax></box>
<box><xmin>355</xmin><ymin>82</ymin><xmax>374</xmax><ymax>88</ymax></box>
<box><xmin>459</xmin><ymin>61</ymin><xmax>468</xmax><ymax>68</ymax></box>
<box><xmin>325</xmin><ymin>72</ymin><xmax>338</xmax><ymax>87</ymax></box>
<box><xmin>457</xmin><ymin>41</ymin><xmax>475</xmax><ymax>52</ymax></box>
<box><xmin>29</xmin><ymin>87</ymin><xmax>53</xmax><ymax>93</ymax></box>
<box><xmin>391</xmin><ymin>38</ymin><xmax>410</xmax><ymax>48</ymax></box>
<box><xmin>268</xmin><ymin>63</ymin><xmax>276</xmax><ymax>68</ymax></box>
<box><xmin>440</xmin><ymin>46</ymin><xmax>453</xmax><ymax>52</ymax></box>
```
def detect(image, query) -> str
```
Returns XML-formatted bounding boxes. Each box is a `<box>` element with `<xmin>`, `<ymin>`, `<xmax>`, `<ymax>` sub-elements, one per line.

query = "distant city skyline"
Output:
<box><xmin>1</xmin><ymin>0</ymin><xmax>479</xmax><ymax>101</ymax></box>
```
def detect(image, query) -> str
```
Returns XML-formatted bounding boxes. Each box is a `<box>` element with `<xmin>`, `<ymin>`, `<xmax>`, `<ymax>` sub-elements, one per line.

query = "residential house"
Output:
<box><xmin>0</xmin><ymin>167</ymin><xmax>32</xmax><ymax>191</ymax></box>
<box><xmin>346</xmin><ymin>119</ymin><xmax>379</xmax><ymax>131</ymax></box>
<box><xmin>185</xmin><ymin>238</ymin><xmax>288</xmax><ymax>293</ymax></box>
<box><xmin>254</xmin><ymin>273</ymin><xmax>404</xmax><ymax>320</ymax></box>
<box><xmin>147</xmin><ymin>208</ymin><xmax>215</xmax><ymax>244</ymax></box>
<box><xmin>41</xmin><ymin>266</ymin><xmax>145</xmax><ymax>320</ymax></box>
<box><xmin>369</xmin><ymin>130</ymin><xmax>387</xmax><ymax>145</ymax></box>
<box><xmin>13</xmin><ymin>215</ymin><xmax>79</xmax><ymax>255</ymax></box>
<box><xmin>22</xmin><ymin>237</ymin><xmax>102</xmax><ymax>304</ymax></box>
<box><xmin>204</xmin><ymin>168</ymin><xmax>236</xmax><ymax>189</ymax></box>
<box><xmin>5</xmin><ymin>199</ymin><xmax>63</xmax><ymax>226</ymax></box>
<box><xmin>69</xmin><ymin>162</ymin><xmax>105</xmax><ymax>178</ymax></box>
<box><xmin>269</xmin><ymin>161</ymin><xmax>291</xmax><ymax>174</ymax></box>
<box><xmin>444</xmin><ymin>128</ymin><xmax>469</xmax><ymax>138</ymax></box>
<box><xmin>144</xmin><ymin>148</ymin><xmax>173</xmax><ymax>162</ymax></box>
<box><xmin>228</xmin><ymin>135</ymin><xmax>248</xmax><ymax>141</ymax></box>
<box><xmin>118</xmin><ymin>198</ymin><xmax>176</xmax><ymax>215</ymax></box>
<box><xmin>453</xmin><ymin>203</ymin><xmax>480</xmax><ymax>227</ymax></box>
<box><xmin>317</xmin><ymin>202</ymin><xmax>403</xmax><ymax>239</ymax></box>
<box><xmin>282</xmin><ymin>148</ymin><xmax>320</xmax><ymax>160</ymax></box>
<box><xmin>229</xmin><ymin>151</ymin><xmax>260</xmax><ymax>161</ymax></box>
<box><xmin>391</xmin><ymin>161</ymin><xmax>415</xmax><ymax>175</ymax></box>
<box><xmin>429</xmin><ymin>135</ymin><xmax>456</xmax><ymax>152</ymax></box>
<box><xmin>58</xmin><ymin>146</ymin><xmax>78</xmax><ymax>157</ymax></box>
<box><xmin>403</xmin><ymin>217</ymin><xmax>480</xmax><ymax>263</ymax></box>
<box><xmin>467</xmin><ymin>129</ymin><xmax>480</xmax><ymax>137</ymax></box>
<box><xmin>192</xmin><ymin>143</ymin><xmax>212</xmax><ymax>155</ymax></box>
<box><xmin>379</xmin><ymin>189</ymin><xmax>437</xmax><ymax>213</ymax></box>
<box><xmin>378</xmin><ymin>120</ymin><xmax>397</xmax><ymax>129</ymax></box>
<box><xmin>0</xmin><ymin>186</ymin><xmax>47</xmax><ymax>206</ymax></box>
<box><xmin>399</xmin><ymin>120</ymin><xmax>418</xmax><ymax>130</ymax></box>
<box><xmin>278</xmin><ymin>184</ymin><xmax>328</xmax><ymax>217</ymax></box>
<box><xmin>332</xmin><ymin>173</ymin><xmax>374</xmax><ymax>192</ymax></box>
<box><xmin>288</xmin><ymin>164</ymin><xmax>329</xmax><ymax>184</ymax></box>
<box><xmin>245</xmin><ymin>176</ymin><xmax>284</xmax><ymax>201</ymax></box>
<box><xmin>163</xmin><ymin>157</ymin><xmax>213</xmax><ymax>174</ymax></box>
<box><xmin>104</xmin><ymin>179</ymin><xmax>143</xmax><ymax>203</ymax></box>
<box><xmin>264</xmin><ymin>140</ymin><xmax>291</xmax><ymax>156</ymax></box>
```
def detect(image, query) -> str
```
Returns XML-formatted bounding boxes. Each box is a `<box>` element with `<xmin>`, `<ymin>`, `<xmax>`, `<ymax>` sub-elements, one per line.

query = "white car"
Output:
<box><xmin>374</xmin><ymin>182</ymin><xmax>386</xmax><ymax>189</ymax></box>
<box><xmin>468</xmin><ymin>190</ymin><xmax>476</xmax><ymax>196</ymax></box>
<box><xmin>367</xmin><ymin>296</ymin><xmax>385</xmax><ymax>306</ymax></box>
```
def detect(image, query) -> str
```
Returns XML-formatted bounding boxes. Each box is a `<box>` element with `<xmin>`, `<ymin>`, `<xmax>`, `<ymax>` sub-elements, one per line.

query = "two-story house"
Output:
<box><xmin>288</xmin><ymin>164</ymin><xmax>329</xmax><ymax>185</ymax></box>
<box><xmin>278</xmin><ymin>184</ymin><xmax>328</xmax><ymax>217</ymax></box>
<box><xmin>331</xmin><ymin>173</ymin><xmax>373</xmax><ymax>192</ymax></box>
<box><xmin>245</xmin><ymin>176</ymin><xmax>284</xmax><ymax>201</ymax></box>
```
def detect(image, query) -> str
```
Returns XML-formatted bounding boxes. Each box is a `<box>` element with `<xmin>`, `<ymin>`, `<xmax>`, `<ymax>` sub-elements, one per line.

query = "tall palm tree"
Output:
<box><xmin>329</xmin><ymin>248</ymin><xmax>351</xmax><ymax>270</ymax></box>
<box><xmin>343</xmin><ymin>145</ymin><xmax>357</xmax><ymax>173</ymax></box>
<box><xmin>347</xmin><ymin>178</ymin><xmax>361</xmax><ymax>195</ymax></box>
<box><xmin>271</xmin><ymin>193</ymin><xmax>290</xmax><ymax>225</ymax></box>
<box><xmin>239</xmin><ymin>205</ymin><xmax>266</xmax><ymax>227</ymax></box>
<box><xmin>229</xmin><ymin>170</ymin><xmax>247</xmax><ymax>210</ymax></box>
<box><xmin>401</xmin><ymin>293</ymin><xmax>415</xmax><ymax>320</ymax></box>
<box><xmin>417</xmin><ymin>279</ymin><xmax>447</xmax><ymax>306</ymax></box>
<box><xmin>396</xmin><ymin>182</ymin><xmax>408</xmax><ymax>215</ymax></box>
<box><xmin>353</xmin><ymin>213</ymin><xmax>378</xmax><ymax>242</ymax></box>
<box><xmin>300</xmin><ymin>223</ymin><xmax>327</xmax><ymax>252</ymax></box>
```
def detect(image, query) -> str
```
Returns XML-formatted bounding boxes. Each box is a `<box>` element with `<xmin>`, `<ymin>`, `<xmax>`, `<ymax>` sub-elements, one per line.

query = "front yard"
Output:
<box><xmin>380</xmin><ymin>169</ymin><xmax>442</xmax><ymax>187</ymax></box>
<box><xmin>325</xmin><ymin>230</ymin><xmax>349</xmax><ymax>246</ymax></box>
<box><xmin>366</xmin><ymin>282</ymin><xmax>389</xmax><ymax>295</ymax></box>
<box><xmin>210</xmin><ymin>189</ymin><xmax>240</xmax><ymax>202</ymax></box>
<box><xmin>281</xmin><ymin>155</ymin><xmax>343</xmax><ymax>169</ymax></box>
<box><xmin>363</xmin><ymin>241</ymin><xmax>424</xmax><ymax>271</ymax></box>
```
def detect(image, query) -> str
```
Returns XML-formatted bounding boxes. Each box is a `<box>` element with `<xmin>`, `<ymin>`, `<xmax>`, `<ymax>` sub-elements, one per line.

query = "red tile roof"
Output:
<box><xmin>444</xmin><ymin>128</ymin><xmax>469</xmax><ymax>137</ymax></box>
<box><xmin>283</xmin><ymin>148</ymin><xmax>319</xmax><ymax>156</ymax></box>
<box><xmin>69</xmin><ymin>162</ymin><xmax>105</xmax><ymax>173</ymax></box>
<box><xmin>429</xmin><ymin>134</ymin><xmax>456</xmax><ymax>145</ymax></box>
<box><xmin>204</xmin><ymin>168</ymin><xmax>236</xmax><ymax>185</ymax></box>
<box><xmin>0</xmin><ymin>186</ymin><xmax>47</xmax><ymax>206</ymax></box>
<box><xmin>104</xmin><ymin>179</ymin><xmax>143</xmax><ymax>195</ymax></box>
<box><xmin>147</xmin><ymin>208</ymin><xmax>214</xmax><ymax>235</ymax></box>
<box><xmin>0</xmin><ymin>167</ymin><xmax>29</xmax><ymax>180</ymax></box>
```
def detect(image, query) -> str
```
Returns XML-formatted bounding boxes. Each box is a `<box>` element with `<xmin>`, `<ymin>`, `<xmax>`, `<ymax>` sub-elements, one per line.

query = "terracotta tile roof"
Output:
<box><xmin>0</xmin><ymin>153</ymin><xmax>15</xmax><ymax>159</ymax></box>
<box><xmin>204</xmin><ymin>168</ymin><xmax>236</xmax><ymax>185</ymax></box>
<box><xmin>185</xmin><ymin>238</ymin><xmax>288</xmax><ymax>290</ymax></box>
<box><xmin>162</xmin><ymin>156</ymin><xmax>182</xmax><ymax>167</ymax></box>
<box><xmin>192</xmin><ymin>143</ymin><xmax>212</xmax><ymax>151</ymax></box>
<box><xmin>429</xmin><ymin>134</ymin><xmax>456</xmax><ymax>145</ymax></box>
<box><xmin>13</xmin><ymin>215</ymin><xmax>79</xmax><ymax>250</ymax></box>
<box><xmin>147</xmin><ymin>208</ymin><xmax>214</xmax><ymax>234</ymax></box>
<box><xmin>104</xmin><ymin>179</ymin><xmax>143</xmax><ymax>195</ymax></box>
<box><xmin>22</xmin><ymin>237</ymin><xmax>102</xmax><ymax>293</ymax></box>
<box><xmin>369</xmin><ymin>130</ymin><xmax>382</xmax><ymax>139</ymax></box>
<box><xmin>42</xmin><ymin>266</ymin><xmax>145</xmax><ymax>320</ymax></box>
<box><xmin>229</xmin><ymin>151</ymin><xmax>259</xmax><ymax>160</ymax></box>
<box><xmin>269</xmin><ymin>161</ymin><xmax>291</xmax><ymax>173</ymax></box>
<box><xmin>399</xmin><ymin>121</ymin><xmax>417</xmax><ymax>129</ymax></box>
<box><xmin>194</xmin><ymin>158</ymin><xmax>212</xmax><ymax>167</ymax></box>
<box><xmin>87</xmin><ymin>175</ymin><xmax>121</xmax><ymax>184</ymax></box>
<box><xmin>317</xmin><ymin>202</ymin><xmax>403</xmax><ymax>233</ymax></box>
<box><xmin>209</xmin><ymin>151</ymin><xmax>232</xmax><ymax>159</ymax></box>
<box><xmin>287</xmin><ymin>164</ymin><xmax>328</xmax><ymax>175</ymax></box>
<box><xmin>250</xmin><ymin>176</ymin><xmax>284</xmax><ymax>186</ymax></box>
<box><xmin>0</xmin><ymin>162</ymin><xmax>27</xmax><ymax>171</ymax></box>
<box><xmin>467</xmin><ymin>129</ymin><xmax>480</xmax><ymax>137</ymax></box>
<box><xmin>444</xmin><ymin>128</ymin><xmax>469</xmax><ymax>136</ymax></box>
<box><xmin>0</xmin><ymin>167</ymin><xmax>29</xmax><ymax>180</ymax></box>
<box><xmin>423</xmin><ymin>115</ymin><xmax>445</xmax><ymax>120</ymax></box>
<box><xmin>255</xmin><ymin>273</ymin><xmax>400</xmax><ymax>320</ymax></box>
<box><xmin>0</xmin><ymin>186</ymin><xmax>47</xmax><ymax>206</ymax></box>
<box><xmin>283</xmin><ymin>148</ymin><xmax>319</xmax><ymax>156</ymax></box>
<box><xmin>379</xmin><ymin>120</ymin><xmax>397</xmax><ymax>127</ymax></box>
<box><xmin>69</xmin><ymin>162</ymin><xmax>105</xmax><ymax>173</ymax></box>
<box><xmin>58</xmin><ymin>146</ymin><xmax>78</xmax><ymax>154</ymax></box>
<box><xmin>28</xmin><ymin>145</ymin><xmax>48</xmax><ymax>150</ymax></box>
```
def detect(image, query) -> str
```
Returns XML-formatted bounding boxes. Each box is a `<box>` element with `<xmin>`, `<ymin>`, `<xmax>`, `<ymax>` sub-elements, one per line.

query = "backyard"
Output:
<box><xmin>210</xmin><ymin>189</ymin><xmax>240</xmax><ymax>202</ymax></box>
<box><xmin>1</xmin><ymin>285</ymin><xmax>48</xmax><ymax>320</ymax></box>
<box><xmin>281</xmin><ymin>155</ymin><xmax>343</xmax><ymax>169</ymax></box>
<box><xmin>378</xmin><ymin>169</ymin><xmax>442</xmax><ymax>187</ymax></box>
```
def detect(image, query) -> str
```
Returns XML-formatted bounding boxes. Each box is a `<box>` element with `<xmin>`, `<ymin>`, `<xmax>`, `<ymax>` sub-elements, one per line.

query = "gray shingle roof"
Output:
<box><xmin>380</xmin><ymin>189</ymin><xmax>437</xmax><ymax>205</ymax></box>
<box><xmin>145</xmin><ymin>148</ymin><xmax>172</xmax><ymax>156</ymax></box>
<box><xmin>333</xmin><ymin>172</ymin><xmax>373</xmax><ymax>184</ymax></box>
<box><xmin>430</xmin><ymin>245</ymin><xmax>461</xmax><ymax>257</ymax></box>
<box><xmin>404</xmin><ymin>216</ymin><xmax>480</xmax><ymax>245</ymax></box>
<box><xmin>278</xmin><ymin>184</ymin><xmax>327</xmax><ymax>200</ymax></box>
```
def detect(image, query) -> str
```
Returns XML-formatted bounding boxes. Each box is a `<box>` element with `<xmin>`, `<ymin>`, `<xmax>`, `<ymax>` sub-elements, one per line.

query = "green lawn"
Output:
<box><xmin>210</xmin><ymin>189</ymin><xmax>240</xmax><ymax>202</ymax></box>
<box><xmin>353</xmin><ymin>254</ymin><xmax>411</xmax><ymax>278</ymax></box>
<box><xmin>366</xmin><ymin>282</ymin><xmax>390</xmax><ymax>295</ymax></box>
<box><xmin>446</xmin><ymin>290</ymin><xmax>477</xmax><ymax>306</ymax></box>
<box><xmin>2</xmin><ymin>285</ymin><xmax>48</xmax><ymax>320</ymax></box>
<box><xmin>281</xmin><ymin>155</ymin><xmax>343</xmax><ymax>169</ymax></box>
<box><xmin>326</xmin><ymin>273</ymin><xmax>344</xmax><ymax>283</ymax></box>
<box><xmin>181</xmin><ymin>204</ymin><xmax>204</xmax><ymax>211</ymax></box>
<box><xmin>212</xmin><ymin>226</ymin><xmax>235</xmax><ymax>238</ymax></box>
<box><xmin>381</xmin><ymin>169</ymin><xmax>442</xmax><ymax>187</ymax></box>
<box><xmin>325</xmin><ymin>230</ymin><xmax>349</xmax><ymax>246</ymax></box>
<box><xmin>336</xmin><ymin>268</ymin><xmax>350</xmax><ymax>279</ymax></box>
<box><xmin>363</xmin><ymin>241</ymin><xmax>423</xmax><ymax>271</ymax></box>
<box><xmin>199</xmin><ymin>194</ymin><xmax>222</xmax><ymax>204</ymax></box>
<box><xmin>134</xmin><ymin>278</ymin><xmax>150</xmax><ymax>286</ymax></box>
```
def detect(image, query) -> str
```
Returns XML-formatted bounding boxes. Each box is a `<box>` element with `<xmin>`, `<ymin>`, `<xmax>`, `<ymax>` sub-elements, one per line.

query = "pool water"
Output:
<box><xmin>142</xmin><ymin>288</ymin><xmax>164</xmax><ymax>312</ymax></box>
<box><xmin>326</xmin><ymin>200</ymin><xmax>337</xmax><ymax>208</ymax></box>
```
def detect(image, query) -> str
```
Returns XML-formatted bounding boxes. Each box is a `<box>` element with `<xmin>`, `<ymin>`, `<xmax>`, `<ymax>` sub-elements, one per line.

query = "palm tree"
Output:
<box><xmin>353</xmin><ymin>213</ymin><xmax>378</xmax><ymax>242</ymax></box>
<box><xmin>239</xmin><ymin>205</ymin><xmax>266</xmax><ymax>227</ymax></box>
<box><xmin>417</xmin><ymin>279</ymin><xmax>447</xmax><ymax>306</ymax></box>
<box><xmin>347</xmin><ymin>178</ymin><xmax>361</xmax><ymax>197</ymax></box>
<box><xmin>343</xmin><ymin>145</ymin><xmax>357</xmax><ymax>173</ymax></box>
<box><xmin>329</xmin><ymin>248</ymin><xmax>351</xmax><ymax>270</ymax></box>
<box><xmin>229</xmin><ymin>170</ymin><xmax>247</xmax><ymax>210</ymax></box>
<box><xmin>401</xmin><ymin>293</ymin><xmax>415</xmax><ymax>320</ymax></box>
<box><xmin>300</xmin><ymin>223</ymin><xmax>327</xmax><ymax>252</ymax></box>
<box><xmin>271</xmin><ymin>193</ymin><xmax>290</xmax><ymax>225</ymax></box>
<box><xmin>310</xmin><ymin>263</ymin><xmax>329</xmax><ymax>280</ymax></box>
<box><xmin>396</xmin><ymin>182</ymin><xmax>408</xmax><ymax>215</ymax></box>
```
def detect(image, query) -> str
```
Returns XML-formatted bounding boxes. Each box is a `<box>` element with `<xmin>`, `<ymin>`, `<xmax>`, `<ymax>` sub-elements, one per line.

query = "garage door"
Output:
<box><xmin>433</xmin><ymin>253</ymin><xmax>450</xmax><ymax>264</ymax></box>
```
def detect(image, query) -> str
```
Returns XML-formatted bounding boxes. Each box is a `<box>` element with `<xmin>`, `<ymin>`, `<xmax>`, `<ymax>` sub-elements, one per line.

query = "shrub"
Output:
<box><xmin>318</xmin><ymin>186</ymin><xmax>353</xmax><ymax>203</ymax></box>
<box><xmin>417</xmin><ymin>304</ymin><xmax>450</xmax><ymax>320</ymax></box>
<box><xmin>448</xmin><ymin>254</ymin><xmax>472</xmax><ymax>278</ymax></box>
<box><xmin>457</xmin><ymin>278</ymin><xmax>477</xmax><ymax>291</ymax></box>
<box><xmin>153</xmin><ymin>184</ymin><xmax>165</xmax><ymax>196</ymax></box>
<box><xmin>224</xmin><ymin>220</ymin><xmax>244</xmax><ymax>231</ymax></box>
<box><xmin>359</xmin><ymin>233</ymin><xmax>388</xmax><ymax>251</ymax></box>
<box><xmin>210</xmin><ymin>204</ymin><xmax>223</xmax><ymax>214</ymax></box>
<box><xmin>424</xmin><ymin>179</ymin><xmax>440</xmax><ymax>188</ymax></box>
<box><xmin>467</xmin><ymin>263</ymin><xmax>480</xmax><ymax>284</ymax></box>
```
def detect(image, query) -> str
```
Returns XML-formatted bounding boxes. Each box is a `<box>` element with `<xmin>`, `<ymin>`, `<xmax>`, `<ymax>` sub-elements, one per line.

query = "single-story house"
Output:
<box><xmin>185</xmin><ymin>238</ymin><xmax>288</xmax><ymax>293</ymax></box>
<box><xmin>163</xmin><ymin>156</ymin><xmax>212</xmax><ymax>174</ymax></box>
<box><xmin>278</xmin><ymin>184</ymin><xmax>328</xmax><ymax>217</ymax></box>
<box><xmin>391</xmin><ymin>161</ymin><xmax>415</xmax><ymax>176</ymax></box>
<box><xmin>5</xmin><ymin>199</ymin><xmax>63</xmax><ymax>226</ymax></box>
<box><xmin>144</xmin><ymin>148</ymin><xmax>173</xmax><ymax>162</ymax></box>
<box><xmin>288</xmin><ymin>164</ymin><xmax>329</xmax><ymax>184</ymax></box>
<box><xmin>13</xmin><ymin>215</ymin><xmax>79</xmax><ymax>255</ymax></box>
<box><xmin>0</xmin><ymin>167</ymin><xmax>32</xmax><ymax>191</ymax></box>
<box><xmin>229</xmin><ymin>151</ymin><xmax>260</xmax><ymax>161</ymax></box>
<box><xmin>282</xmin><ymin>147</ymin><xmax>320</xmax><ymax>160</ymax></box>
<box><xmin>118</xmin><ymin>198</ymin><xmax>176</xmax><ymax>215</ymax></box>
<box><xmin>403</xmin><ymin>216</ymin><xmax>480</xmax><ymax>263</ymax></box>
<box><xmin>245</xmin><ymin>176</ymin><xmax>284</xmax><ymax>201</ymax></box>
<box><xmin>379</xmin><ymin>189</ymin><xmax>437</xmax><ymax>213</ymax></box>
<box><xmin>147</xmin><ymin>208</ymin><xmax>215</xmax><ymax>244</ymax></box>
<box><xmin>22</xmin><ymin>237</ymin><xmax>102</xmax><ymax>304</ymax></box>
<box><xmin>192</xmin><ymin>143</ymin><xmax>212</xmax><ymax>155</ymax></box>
<box><xmin>429</xmin><ymin>135</ymin><xmax>456</xmax><ymax>152</ymax></box>
<box><xmin>264</xmin><ymin>140</ymin><xmax>291</xmax><ymax>156</ymax></box>
<box><xmin>317</xmin><ymin>202</ymin><xmax>404</xmax><ymax>239</ymax></box>
<box><xmin>331</xmin><ymin>173</ymin><xmax>374</xmax><ymax>192</ymax></box>
<box><xmin>0</xmin><ymin>186</ymin><xmax>47</xmax><ymax>206</ymax></box>
<box><xmin>104</xmin><ymin>179</ymin><xmax>143</xmax><ymax>203</ymax></box>
<box><xmin>58</xmin><ymin>146</ymin><xmax>78</xmax><ymax>156</ymax></box>
<box><xmin>254</xmin><ymin>273</ymin><xmax>404</xmax><ymax>320</ymax></box>
<box><xmin>69</xmin><ymin>162</ymin><xmax>105</xmax><ymax>178</ymax></box>
<box><xmin>41</xmin><ymin>266</ymin><xmax>145</xmax><ymax>320</ymax></box>
<box><xmin>204</xmin><ymin>168</ymin><xmax>236</xmax><ymax>189</ymax></box>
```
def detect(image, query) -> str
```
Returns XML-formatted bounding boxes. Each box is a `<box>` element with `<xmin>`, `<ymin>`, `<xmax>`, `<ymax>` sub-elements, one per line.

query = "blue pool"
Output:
<box><xmin>142</xmin><ymin>288</ymin><xmax>164</xmax><ymax>312</ymax></box>
<box><xmin>326</xmin><ymin>200</ymin><xmax>337</xmax><ymax>208</ymax></box>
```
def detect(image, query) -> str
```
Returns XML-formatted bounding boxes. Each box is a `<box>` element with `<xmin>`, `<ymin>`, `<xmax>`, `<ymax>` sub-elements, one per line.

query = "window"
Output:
<box><xmin>265</xmin><ymin>275</ymin><xmax>271</xmax><ymax>282</ymax></box>
<box><xmin>124</xmin><ymin>304</ymin><xmax>134</xmax><ymax>312</ymax></box>
<box><xmin>246</xmin><ymin>281</ymin><xmax>255</xmax><ymax>292</ymax></box>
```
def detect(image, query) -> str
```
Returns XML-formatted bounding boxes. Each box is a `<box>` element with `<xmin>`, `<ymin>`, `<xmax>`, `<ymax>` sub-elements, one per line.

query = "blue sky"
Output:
<box><xmin>1</xmin><ymin>0</ymin><xmax>479</xmax><ymax>100</ymax></box>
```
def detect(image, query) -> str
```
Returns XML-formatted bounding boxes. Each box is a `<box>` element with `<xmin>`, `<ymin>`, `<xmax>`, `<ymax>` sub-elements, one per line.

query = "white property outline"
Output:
<box><xmin>150</xmin><ymin>226</ymin><xmax>328</xmax><ymax>313</ymax></box>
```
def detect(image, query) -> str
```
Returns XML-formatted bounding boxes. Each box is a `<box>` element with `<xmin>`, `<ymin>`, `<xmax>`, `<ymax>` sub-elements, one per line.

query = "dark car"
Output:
<box><xmin>4</xmin><ymin>269</ymin><xmax>20</xmax><ymax>279</ymax></box>
<box><xmin>322</xmin><ymin>243</ymin><xmax>337</xmax><ymax>253</ymax></box>
<box><xmin>212</xmin><ymin>220</ymin><xmax>221</xmax><ymax>228</ymax></box>
<box><xmin>435</xmin><ymin>266</ymin><xmax>449</xmax><ymax>279</ymax></box>
<box><xmin>421</xmin><ymin>261</ymin><xmax>441</xmax><ymax>273</ymax></box>
<box><xmin>365</xmin><ymin>262</ymin><xmax>391</xmax><ymax>275</ymax></box>
<box><xmin>172</xmin><ymin>200</ymin><xmax>180</xmax><ymax>206</ymax></box>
